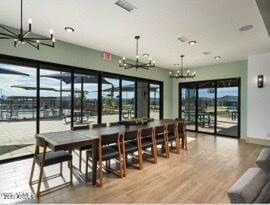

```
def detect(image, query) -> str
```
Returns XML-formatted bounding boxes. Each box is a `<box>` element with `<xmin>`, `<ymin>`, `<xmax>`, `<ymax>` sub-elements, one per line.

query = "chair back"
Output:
<box><xmin>167</xmin><ymin>123</ymin><xmax>176</xmax><ymax>135</ymax></box>
<box><xmin>155</xmin><ymin>125</ymin><xmax>165</xmax><ymax>136</ymax></box>
<box><xmin>35</xmin><ymin>135</ymin><xmax>47</xmax><ymax>147</ymax></box>
<box><xmin>92</xmin><ymin>123</ymin><xmax>107</xmax><ymax>129</ymax></box>
<box><xmin>72</xmin><ymin>125</ymin><xmax>90</xmax><ymax>131</ymax></box>
<box><xmin>109</xmin><ymin>122</ymin><xmax>120</xmax><ymax>127</ymax></box>
<box><xmin>100</xmin><ymin>132</ymin><xmax>120</xmax><ymax>146</ymax></box>
<box><xmin>177</xmin><ymin>122</ymin><xmax>186</xmax><ymax>136</ymax></box>
<box><xmin>141</xmin><ymin>127</ymin><xmax>153</xmax><ymax>140</ymax></box>
<box><xmin>124</xmin><ymin>130</ymin><xmax>139</xmax><ymax>142</ymax></box>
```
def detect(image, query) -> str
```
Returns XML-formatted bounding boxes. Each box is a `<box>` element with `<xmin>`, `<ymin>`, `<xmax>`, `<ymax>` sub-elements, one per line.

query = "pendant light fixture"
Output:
<box><xmin>0</xmin><ymin>0</ymin><xmax>55</xmax><ymax>50</ymax></box>
<box><xmin>169</xmin><ymin>55</ymin><xmax>196</xmax><ymax>79</ymax></box>
<box><xmin>119</xmin><ymin>35</ymin><xmax>155</xmax><ymax>70</ymax></box>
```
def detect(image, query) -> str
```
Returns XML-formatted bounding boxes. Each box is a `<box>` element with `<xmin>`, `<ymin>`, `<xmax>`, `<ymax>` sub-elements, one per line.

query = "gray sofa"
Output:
<box><xmin>227</xmin><ymin>148</ymin><xmax>270</xmax><ymax>203</ymax></box>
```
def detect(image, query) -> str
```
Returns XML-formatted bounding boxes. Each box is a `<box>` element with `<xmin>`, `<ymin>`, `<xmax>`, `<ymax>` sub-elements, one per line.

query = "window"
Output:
<box><xmin>0</xmin><ymin>63</ymin><xmax>36</xmax><ymax>161</ymax></box>
<box><xmin>102</xmin><ymin>77</ymin><xmax>120</xmax><ymax>124</ymax></box>
<box><xmin>39</xmin><ymin>69</ymin><xmax>71</xmax><ymax>132</ymax></box>
<box><xmin>74</xmin><ymin>74</ymin><xmax>98</xmax><ymax>126</ymax></box>
<box><xmin>149</xmin><ymin>83</ymin><xmax>160</xmax><ymax>120</ymax></box>
<box><xmin>122</xmin><ymin>80</ymin><xmax>135</xmax><ymax>120</ymax></box>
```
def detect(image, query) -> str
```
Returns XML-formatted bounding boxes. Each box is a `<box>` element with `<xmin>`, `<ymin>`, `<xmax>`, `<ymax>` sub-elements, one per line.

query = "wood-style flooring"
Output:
<box><xmin>0</xmin><ymin>132</ymin><xmax>265</xmax><ymax>204</ymax></box>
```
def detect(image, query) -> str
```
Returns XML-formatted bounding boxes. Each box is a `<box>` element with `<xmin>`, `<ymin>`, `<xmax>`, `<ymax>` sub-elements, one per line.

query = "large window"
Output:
<box><xmin>0</xmin><ymin>55</ymin><xmax>163</xmax><ymax>162</ymax></box>
<box><xmin>39</xmin><ymin>69</ymin><xmax>71</xmax><ymax>133</ymax></box>
<box><xmin>122</xmin><ymin>80</ymin><xmax>135</xmax><ymax>120</ymax></box>
<box><xmin>0</xmin><ymin>63</ymin><xmax>36</xmax><ymax>161</ymax></box>
<box><xmin>179</xmin><ymin>78</ymin><xmax>240</xmax><ymax>137</ymax></box>
<box><xmin>149</xmin><ymin>83</ymin><xmax>160</xmax><ymax>120</ymax></box>
<box><xmin>102</xmin><ymin>77</ymin><xmax>120</xmax><ymax>124</ymax></box>
<box><xmin>74</xmin><ymin>74</ymin><xmax>98</xmax><ymax>126</ymax></box>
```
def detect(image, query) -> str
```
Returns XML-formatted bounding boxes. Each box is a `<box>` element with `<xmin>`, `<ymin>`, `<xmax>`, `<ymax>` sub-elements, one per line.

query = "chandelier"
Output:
<box><xmin>169</xmin><ymin>55</ymin><xmax>196</xmax><ymax>79</ymax></box>
<box><xmin>0</xmin><ymin>0</ymin><xmax>55</xmax><ymax>50</ymax></box>
<box><xmin>119</xmin><ymin>36</ymin><xmax>155</xmax><ymax>70</ymax></box>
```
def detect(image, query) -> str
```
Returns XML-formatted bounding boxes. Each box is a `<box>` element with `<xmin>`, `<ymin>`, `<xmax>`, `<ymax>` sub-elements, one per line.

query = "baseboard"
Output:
<box><xmin>246</xmin><ymin>137</ymin><xmax>270</xmax><ymax>146</ymax></box>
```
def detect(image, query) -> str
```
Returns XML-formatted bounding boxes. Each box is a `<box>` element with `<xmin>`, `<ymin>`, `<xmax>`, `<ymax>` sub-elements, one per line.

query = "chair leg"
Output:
<box><xmin>79</xmin><ymin>150</ymin><xmax>82</xmax><ymax>172</ymax></box>
<box><xmin>152</xmin><ymin>145</ymin><xmax>158</xmax><ymax>164</ymax></box>
<box><xmin>138</xmin><ymin>148</ymin><xmax>143</xmax><ymax>170</ymax></box>
<box><xmin>123</xmin><ymin>153</ymin><xmax>127</xmax><ymax>177</ymax></box>
<box><xmin>36</xmin><ymin>165</ymin><xmax>44</xmax><ymax>197</ymax></box>
<box><xmin>184</xmin><ymin>136</ymin><xmax>188</xmax><ymax>150</ymax></box>
<box><xmin>99</xmin><ymin>159</ymin><xmax>103</xmax><ymax>187</ymax></box>
<box><xmin>176</xmin><ymin>138</ymin><xmax>180</xmax><ymax>154</ymax></box>
<box><xmin>85</xmin><ymin>152</ymin><xmax>89</xmax><ymax>180</ymax></box>
<box><xmin>119</xmin><ymin>155</ymin><xmax>124</xmax><ymax>178</ymax></box>
<box><xmin>60</xmin><ymin>162</ymin><xmax>63</xmax><ymax>176</ymax></box>
<box><xmin>70</xmin><ymin>160</ymin><xmax>73</xmax><ymax>185</ymax></box>
<box><xmin>29</xmin><ymin>158</ymin><xmax>35</xmax><ymax>185</ymax></box>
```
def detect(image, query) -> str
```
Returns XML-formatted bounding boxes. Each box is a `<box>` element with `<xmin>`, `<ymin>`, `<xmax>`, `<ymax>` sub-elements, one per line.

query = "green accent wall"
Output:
<box><xmin>0</xmin><ymin>39</ymin><xmax>172</xmax><ymax>119</ymax></box>
<box><xmin>171</xmin><ymin>61</ymin><xmax>248</xmax><ymax>138</ymax></box>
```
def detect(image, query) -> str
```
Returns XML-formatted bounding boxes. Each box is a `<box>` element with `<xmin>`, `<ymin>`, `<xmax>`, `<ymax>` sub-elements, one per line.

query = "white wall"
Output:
<box><xmin>247</xmin><ymin>52</ymin><xmax>270</xmax><ymax>141</ymax></box>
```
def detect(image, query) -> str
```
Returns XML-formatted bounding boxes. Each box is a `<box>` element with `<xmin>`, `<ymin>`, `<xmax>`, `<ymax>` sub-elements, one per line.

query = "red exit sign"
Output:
<box><xmin>103</xmin><ymin>52</ymin><xmax>112</xmax><ymax>61</ymax></box>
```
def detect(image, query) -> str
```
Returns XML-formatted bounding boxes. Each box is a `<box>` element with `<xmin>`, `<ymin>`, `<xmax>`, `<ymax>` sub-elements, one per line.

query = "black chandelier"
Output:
<box><xmin>119</xmin><ymin>35</ymin><xmax>155</xmax><ymax>70</ymax></box>
<box><xmin>169</xmin><ymin>55</ymin><xmax>196</xmax><ymax>79</ymax></box>
<box><xmin>0</xmin><ymin>0</ymin><xmax>55</xmax><ymax>50</ymax></box>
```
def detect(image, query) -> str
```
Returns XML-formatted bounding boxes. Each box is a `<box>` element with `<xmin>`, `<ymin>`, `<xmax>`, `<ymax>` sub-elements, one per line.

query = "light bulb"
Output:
<box><xmin>52</xmin><ymin>38</ymin><xmax>55</xmax><ymax>42</ymax></box>
<box><xmin>119</xmin><ymin>60</ymin><xmax>122</xmax><ymax>64</ymax></box>
<box><xmin>136</xmin><ymin>55</ymin><xmax>139</xmax><ymax>59</ymax></box>
<box><xmin>123</xmin><ymin>56</ymin><xmax>126</xmax><ymax>60</ymax></box>
<box><xmin>28</xmin><ymin>19</ymin><xmax>32</xmax><ymax>24</ymax></box>
<box><xmin>169</xmin><ymin>71</ymin><xmax>172</xmax><ymax>75</ymax></box>
<box><xmin>177</xmin><ymin>70</ymin><xmax>180</xmax><ymax>73</ymax></box>
<box><xmin>187</xmin><ymin>70</ymin><xmax>190</xmax><ymax>73</ymax></box>
<box><xmin>152</xmin><ymin>60</ymin><xmax>156</xmax><ymax>64</ymax></box>
<box><xmin>36</xmin><ymin>40</ymin><xmax>40</xmax><ymax>43</ymax></box>
<box><xmin>50</xmin><ymin>29</ymin><xmax>54</xmax><ymax>34</ymax></box>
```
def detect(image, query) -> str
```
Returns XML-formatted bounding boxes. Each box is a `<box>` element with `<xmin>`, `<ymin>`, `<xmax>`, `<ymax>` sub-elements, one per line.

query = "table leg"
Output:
<box><xmin>91</xmin><ymin>140</ymin><xmax>98</xmax><ymax>185</ymax></box>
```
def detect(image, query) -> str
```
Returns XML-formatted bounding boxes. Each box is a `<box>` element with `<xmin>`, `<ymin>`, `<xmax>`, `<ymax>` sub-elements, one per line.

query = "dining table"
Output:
<box><xmin>36</xmin><ymin>119</ymin><xmax>184</xmax><ymax>185</ymax></box>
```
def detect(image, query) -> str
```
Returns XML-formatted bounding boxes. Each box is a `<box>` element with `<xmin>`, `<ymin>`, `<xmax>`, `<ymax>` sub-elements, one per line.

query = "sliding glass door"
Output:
<box><xmin>180</xmin><ymin>85</ymin><xmax>196</xmax><ymax>130</ymax></box>
<box><xmin>198</xmin><ymin>82</ymin><xmax>215</xmax><ymax>133</ymax></box>
<box><xmin>216</xmin><ymin>79</ymin><xmax>239</xmax><ymax>137</ymax></box>
<box><xmin>179</xmin><ymin>78</ymin><xmax>240</xmax><ymax>137</ymax></box>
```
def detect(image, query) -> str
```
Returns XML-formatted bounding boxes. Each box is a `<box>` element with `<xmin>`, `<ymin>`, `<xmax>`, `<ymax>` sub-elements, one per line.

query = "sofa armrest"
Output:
<box><xmin>227</xmin><ymin>168</ymin><xmax>267</xmax><ymax>203</ymax></box>
<box><xmin>256</xmin><ymin>148</ymin><xmax>270</xmax><ymax>179</ymax></box>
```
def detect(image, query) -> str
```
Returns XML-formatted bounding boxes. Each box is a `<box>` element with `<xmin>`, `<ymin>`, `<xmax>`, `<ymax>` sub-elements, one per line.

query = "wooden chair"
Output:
<box><xmin>122</xmin><ymin>129</ymin><xmax>142</xmax><ymax>176</ymax></box>
<box><xmin>85</xmin><ymin>132</ymin><xmax>124</xmax><ymax>187</ymax></box>
<box><xmin>166</xmin><ymin>123</ymin><xmax>180</xmax><ymax>154</ymax></box>
<box><xmin>154</xmin><ymin>125</ymin><xmax>169</xmax><ymax>158</ymax></box>
<box><xmin>140</xmin><ymin>127</ymin><xmax>157</xmax><ymax>166</ymax></box>
<box><xmin>177</xmin><ymin>122</ymin><xmax>188</xmax><ymax>150</ymax></box>
<box><xmin>92</xmin><ymin>123</ymin><xmax>107</xmax><ymax>129</ymax></box>
<box><xmin>72</xmin><ymin>125</ymin><xmax>91</xmax><ymax>172</ymax></box>
<box><xmin>29</xmin><ymin>136</ymin><xmax>73</xmax><ymax>197</ymax></box>
<box><xmin>109</xmin><ymin>122</ymin><xmax>120</xmax><ymax>127</ymax></box>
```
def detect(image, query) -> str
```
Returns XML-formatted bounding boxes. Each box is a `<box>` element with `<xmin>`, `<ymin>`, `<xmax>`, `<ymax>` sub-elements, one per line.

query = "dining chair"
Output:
<box><xmin>29</xmin><ymin>136</ymin><xmax>73</xmax><ymax>197</ymax></box>
<box><xmin>109</xmin><ymin>122</ymin><xmax>120</xmax><ymax>127</ymax></box>
<box><xmin>140</xmin><ymin>127</ymin><xmax>157</xmax><ymax>166</ymax></box>
<box><xmin>122</xmin><ymin>129</ymin><xmax>142</xmax><ymax>176</ymax></box>
<box><xmin>92</xmin><ymin>123</ymin><xmax>107</xmax><ymax>129</ymax></box>
<box><xmin>177</xmin><ymin>122</ymin><xmax>188</xmax><ymax>150</ymax></box>
<box><xmin>72</xmin><ymin>125</ymin><xmax>91</xmax><ymax>172</ymax></box>
<box><xmin>85</xmin><ymin>132</ymin><xmax>124</xmax><ymax>187</ymax></box>
<box><xmin>154</xmin><ymin>125</ymin><xmax>169</xmax><ymax>158</ymax></box>
<box><xmin>166</xmin><ymin>123</ymin><xmax>180</xmax><ymax>154</ymax></box>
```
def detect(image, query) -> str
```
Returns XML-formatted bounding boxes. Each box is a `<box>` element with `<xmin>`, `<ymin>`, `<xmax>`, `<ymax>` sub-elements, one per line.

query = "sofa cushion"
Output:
<box><xmin>256</xmin><ymin>148</ymin><xmax>270</xmax><ymax>180</ymax></box>
<box><xmin>253</xmin><ymin>181</ymin><xmax>270</xmax><ymax>203</ymax></box>
<box><xmin>227</xmin><ymin>168</ymin><xmax>268</xmax><ymax>203</ymax></box>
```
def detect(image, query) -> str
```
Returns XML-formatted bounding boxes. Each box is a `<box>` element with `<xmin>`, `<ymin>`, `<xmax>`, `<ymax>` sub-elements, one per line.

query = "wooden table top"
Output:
<box><xmin>37</xmin><ymin>119</ymin><xmax>184</xmax><ymax>151</ymax></box>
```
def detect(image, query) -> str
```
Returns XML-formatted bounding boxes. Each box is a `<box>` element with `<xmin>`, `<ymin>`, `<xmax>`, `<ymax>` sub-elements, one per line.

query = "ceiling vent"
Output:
<box><xmin>115</xmin><ymin>0</ymin><xmax>136</xmax><ymax>12</ymax></box>
<box><xmin>177</xmin><ymin>36</ymin><xmax>188</xmax><ymax>43</ymax></box>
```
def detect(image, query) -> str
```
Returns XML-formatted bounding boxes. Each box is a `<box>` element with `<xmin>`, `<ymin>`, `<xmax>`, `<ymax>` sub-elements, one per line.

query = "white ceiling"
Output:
<box><xmin>0</xmin><ymin>0</ymin><xmax>270</xmax><ymax>70</ymax></box>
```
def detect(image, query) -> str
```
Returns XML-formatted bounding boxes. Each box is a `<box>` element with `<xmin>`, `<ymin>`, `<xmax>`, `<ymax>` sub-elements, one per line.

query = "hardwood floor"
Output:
<box><xmin>0</xmin><ymin>132</ymin><xmax>264</xmax><ymax>204</ymax></box>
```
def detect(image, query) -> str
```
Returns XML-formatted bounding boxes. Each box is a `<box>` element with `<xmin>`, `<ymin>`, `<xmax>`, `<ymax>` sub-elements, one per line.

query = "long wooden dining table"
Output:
<box><xmin>37</xmin><ymin>119</ymin><xmax>184</xmax><ymax>185</ymax></box>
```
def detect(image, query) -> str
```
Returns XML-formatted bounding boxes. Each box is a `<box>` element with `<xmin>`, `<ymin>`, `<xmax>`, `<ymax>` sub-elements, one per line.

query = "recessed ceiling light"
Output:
<box><xmin>239</xmin><ymin>25</ymin><xmax>253</xmax><ymax>31</ymax></box>
<box><xmin>214</xmin><ymin>56</ymin><xmax>221</xmax><ymax>60</ymax></box>
<box><xmin>188</xmin><ymin>40</ymin><xmax>197</xmax><ymax>45</ymax></box>
<box><xmin>143</xmin><ymin>53</ymin><xmax>149</xmax><ymax>57</ymax></box>
<box><xmin>64</xmin><ymin>27</ymin><xmax>75</xmax><ymax>32</ymax></box>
